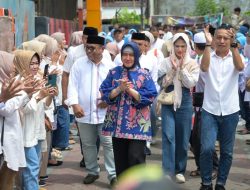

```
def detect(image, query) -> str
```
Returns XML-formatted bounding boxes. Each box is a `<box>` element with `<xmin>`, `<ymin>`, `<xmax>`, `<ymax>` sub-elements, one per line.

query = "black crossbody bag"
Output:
<box><xmin>0</xmin><ymin>117</ymin><xmax>5</xmax><ymax>169</ymax></box>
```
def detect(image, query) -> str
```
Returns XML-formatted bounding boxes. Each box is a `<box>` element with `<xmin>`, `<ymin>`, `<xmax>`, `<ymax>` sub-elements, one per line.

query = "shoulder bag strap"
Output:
<box><xmin>1</xmin><ymin>117</ymin><xmax>5</xmax><ymax>147</ymax></box>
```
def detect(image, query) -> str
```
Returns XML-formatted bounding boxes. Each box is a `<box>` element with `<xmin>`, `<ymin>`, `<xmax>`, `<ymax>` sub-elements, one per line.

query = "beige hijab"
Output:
<box><xmin>13</xmin><ymin>50</ymin><xmax>39</xmax><ymax>77</ymax></box>
<box><xmin>22</xmin><ymin>40</ymin><xmax>46</xmax><ymax>58</ymax></box>
<box><xmin>69</xmin><ymin>31</ymin><xmax>83</xmax><ymax>47</ymax></box>
<box><xmin>51</xmin><ymin>32</ymin><xmax>65</xmax><ymax>49</ymax></box>
<box><xmin>0</xmin><ymin>51</ymin><xmax>15</xmax><ymax>83</ymax></box>
<box><xmin>35</xmin><ymin>34</ymin><xmax>58</xmax><ymax>58</ymax></box>
<box><xmin>170</xmin><ymin>33</ymin><xmax>192</xmax><ymax>110</ymax></box>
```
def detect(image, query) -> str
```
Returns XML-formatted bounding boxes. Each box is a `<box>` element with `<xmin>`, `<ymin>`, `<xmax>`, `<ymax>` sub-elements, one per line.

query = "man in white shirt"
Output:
<box><xmin>67</xmin><ymin>36</ymin><xmax>116</xmax><ymax>185</ymax></box>
<box><xmin>191</xmin><ymin>32</ymin><xmax>219</xmax><ymax>179</ymax></box>
<box><xmin>199</xmin><ymin>24</ymin><xmax>244</xmax><ymax>190</ymax></box>
<box><xmin>112</xmin><ymin>29</ymin><xmax>124</xmax><ymax>51</ymax></box>
<box><xmin>62</xmin><ymin>27</ymin><xmax>98</xmax><ymax>107</ymax></box>
<box><xmin>62</xmin><ymin>26</ymin><xmax>99</xmax><ymax>167</ymax></box>
<box><xmin>150</xmin><ymin>26</ymin><xmax>165</xmax><ymax>51</ymax></box>
<box><xmin>62</xmin><ymin>27</ymin><xmax>111</xmax><ymax>107</ymax></box>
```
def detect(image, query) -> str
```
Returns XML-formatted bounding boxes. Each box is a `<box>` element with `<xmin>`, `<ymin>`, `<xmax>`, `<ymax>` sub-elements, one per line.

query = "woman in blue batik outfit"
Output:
<box><xmin>100</xmin><ymin>42</ymin><xmax>157</xmax><ymax>177</ymax></box>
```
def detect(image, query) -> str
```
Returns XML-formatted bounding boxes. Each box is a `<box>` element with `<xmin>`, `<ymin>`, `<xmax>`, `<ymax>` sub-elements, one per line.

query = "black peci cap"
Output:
<box><xmin>131</xmin><ymin>32</ymin><xmax>146</xmax><ymax>40</ymax></box>
<box><xmin>87</xmin><ymin>35</ymin><xmax>105</xmax><ymax>45</ymax></box>
<box><xmin>83</xmin><ymin>27</ymin><xmax>98</xmax><ymax>36</ymax></box>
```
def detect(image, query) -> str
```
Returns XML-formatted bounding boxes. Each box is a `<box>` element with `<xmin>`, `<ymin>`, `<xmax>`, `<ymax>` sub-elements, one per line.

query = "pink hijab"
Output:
<box><xmin>0</xmin><ymin>51</ymin><xmax>15</xmax><ymax>83</ymax></box>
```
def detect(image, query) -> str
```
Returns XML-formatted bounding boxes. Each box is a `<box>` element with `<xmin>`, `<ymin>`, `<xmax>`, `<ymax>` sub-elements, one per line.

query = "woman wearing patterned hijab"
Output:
<box><xmin>100</xmin><ymin>42</ymin><xmax>157</xmax><ymax>177</ymax></box>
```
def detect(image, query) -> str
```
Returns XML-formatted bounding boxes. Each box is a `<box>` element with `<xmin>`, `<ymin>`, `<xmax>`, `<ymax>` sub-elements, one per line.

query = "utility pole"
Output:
<box><xmin>77</xmin><ymin>0</ymin><xmax>83</xmax><ymax>30</ymax></box>
<box><xmin>86</xmin><ymin>0</ymin><xmax>102</xmax><ymax>32</ymax></box>
<box><xmin>140</xmin><ymin>0</ymin><xmax>144</xmax><ymax>29</ymax></box>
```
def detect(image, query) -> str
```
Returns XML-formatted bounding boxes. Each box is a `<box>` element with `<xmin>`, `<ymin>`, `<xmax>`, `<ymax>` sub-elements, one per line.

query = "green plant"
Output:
<box><xmin>192</xmin><ymin>0</ymin><xmax>218</xmax><ymax>16</ymax></box>
<box><xmin>112</xmin><ymin>8</ymin><xmax>141</xmax><ymax>25</ymax></box>
<box><xmin>217</xmin><ymin>0</ymin><xmax>230</xmax><ymax>16</ymax></box>
<box><xmin>190</xmin><ymin>0</ymin><xmax>230</xmax><ymax>16</ymax></box>
<box><xmin>244</xmin><ymin>10</ymin><xmax>250</xmax><ymax>16</ymax></box>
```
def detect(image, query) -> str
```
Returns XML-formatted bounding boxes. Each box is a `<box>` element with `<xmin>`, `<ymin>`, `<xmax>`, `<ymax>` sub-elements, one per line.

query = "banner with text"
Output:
<box><xmin>151</xmin><ymin>13</ymin><xmax>223</xmax><ymax>28</ymax></box>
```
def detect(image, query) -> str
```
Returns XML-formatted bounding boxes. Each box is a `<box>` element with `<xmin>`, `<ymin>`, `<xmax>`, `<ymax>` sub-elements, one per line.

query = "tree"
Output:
<box><xmin>112</xmin><ymin>8</ymin><xmax>141</xmax><ymax>25</ymax></box>
<box><xmin>190</xmin><ymin>0</ymin><xmax>230</xmax><ymax>16</ymax></box>
<box><xmin>217</xmin><ymin>0</ymin><xmax>230</xmax><ymax>16</ymax></box>
<box><xmin>244</xmin><ymin>10</ymin><xmax>250</xmax><ymax>16</ymax></box>
<box><xmin>192</xmin><ymin>0</ymin><xmax>218</xmax><ymax>16</ymax></box>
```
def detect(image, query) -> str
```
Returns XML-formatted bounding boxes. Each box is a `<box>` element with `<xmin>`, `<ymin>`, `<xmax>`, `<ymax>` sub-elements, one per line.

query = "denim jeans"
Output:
<box><xmin>200</xmin><ymin>110</ymin><xmax>239</xmax><ymax>185</ymax></box>
<box><xmin>77</xmin><ymin>123</ymin><xmax>116</xmax><ymax>181</ymax></box>
<box><xmin>52</xmin><ymin>106</ymin><xmax>70</xmax><ymax>148</ymax></box>
<box><xmin>161</xmin><ymin>87</ymin><xmax>193</xmax><ymax>176</ymax></box>
<box><xmin>192</xmin><ymin>109</ymin><xmax>219</xmax><ymax>171</ymax></box>
<box><xmin>22</xmin><ymin>140</ymin><xmax>42</xmax><ymax>190</ymax></box>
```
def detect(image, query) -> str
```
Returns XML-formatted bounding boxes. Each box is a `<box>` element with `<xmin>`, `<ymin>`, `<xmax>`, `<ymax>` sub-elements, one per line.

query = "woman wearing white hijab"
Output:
<box><xmin>158</xmin><ymin>33</ymin><xmax>199</xmax><ymax>183</ymax></box>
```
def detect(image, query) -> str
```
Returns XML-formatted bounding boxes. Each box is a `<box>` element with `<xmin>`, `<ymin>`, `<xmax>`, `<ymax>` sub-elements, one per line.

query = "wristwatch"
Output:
<box><xmin>230</xmin><ymin>41</ymin><xmax>238</xmax><ymax>48</ymax></box>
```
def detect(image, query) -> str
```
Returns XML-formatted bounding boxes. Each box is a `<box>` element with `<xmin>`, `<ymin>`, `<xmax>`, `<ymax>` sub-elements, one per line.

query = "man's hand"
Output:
<box><xmin>72</xmin><ymin>104</ymin><xmax>84</xmax><ymax>118</ymax></box>
<box><xmin>204</xmin><ymin>25</ymin><xmax>213</xmax><ymax>45</ymax></box>
<box><xmin>228</xmin><ymin>28</ymin><xmax>236</xmax><ymax>44</ymax></box>
<box><xmin>97</xmin><ymin>100</ymin><xmax>108</xmax><ymax>109</ymax></box>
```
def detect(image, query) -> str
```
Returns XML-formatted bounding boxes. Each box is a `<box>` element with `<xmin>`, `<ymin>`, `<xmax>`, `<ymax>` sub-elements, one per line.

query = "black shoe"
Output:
<box><xmin>212</xmin><ymin>170</ymin><xmax>217</xmax><ymax>180</ymax></box>
<box><xmin>47</xmin><ymin>161</ymin><xmax>63</xmax><ymax>167</ymax></box>
<box><xmin>39</xmin><ymin>175</ymin><xmax>48</xmax><ymax>180</ymax></box>
<box><xmin>83</xmin><ymin>174</ymin><xmax>99</xmax><ymax>184</ymax></box>
<box><xmin>215</xmin><ymin>184</ymin><xmax>225</xmax><ymax>190</ymax></box>
<box><xmin>200</xmin><ymin>184</ymin><xmax>213</xmax><ymax>190</ymax></box>
<box><xmin>39</xmin><ymin>180</ymin><xmax>46</xmax><ymax>187</ymax></box>
<box><xmin>144</xmin><ymin>146</ymin><xmax>151</xmax><ymax>155</ymax></box>
<box><xmin>80</xmin><ymin>157</ymin><xmax>85</xmax><ymax>168</ymax></box>
<box><xmin>110</xmin><ymin>177</ymin><xmax>117</xmax><ymax>187</ymax></box>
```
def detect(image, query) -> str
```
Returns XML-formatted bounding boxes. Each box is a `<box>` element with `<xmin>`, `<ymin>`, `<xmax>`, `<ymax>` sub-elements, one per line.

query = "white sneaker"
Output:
<box><xmin>175</xmin><ymin>174</ymin><xmax>185</xmax><ymax>183</ymax></box>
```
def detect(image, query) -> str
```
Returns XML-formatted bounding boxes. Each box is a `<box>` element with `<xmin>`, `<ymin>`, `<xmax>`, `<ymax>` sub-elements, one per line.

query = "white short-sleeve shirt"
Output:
<box><xmin>202</xmin><ymin>51</ymin><xmax>240</xmax><ymax>116</ymax></box>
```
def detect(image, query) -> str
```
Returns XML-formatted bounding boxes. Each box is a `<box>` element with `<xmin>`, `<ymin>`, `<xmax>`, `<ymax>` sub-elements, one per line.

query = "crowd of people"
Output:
<box><xmin>0</xmin><ymin>7</ymin><xmax>250</xmax><ymax>190</ymax></box>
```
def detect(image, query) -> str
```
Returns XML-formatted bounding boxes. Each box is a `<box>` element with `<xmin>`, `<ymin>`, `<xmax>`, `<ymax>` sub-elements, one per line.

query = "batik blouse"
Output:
<box><xmin>100</xmin><ymin>66</ymin><xmax>157</xmax><ymax>141</ymax></box>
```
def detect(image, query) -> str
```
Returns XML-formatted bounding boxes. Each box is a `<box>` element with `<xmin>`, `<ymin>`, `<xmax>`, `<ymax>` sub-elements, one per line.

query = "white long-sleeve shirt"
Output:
<box><xmin>21</xmin><ymin>92</ymin><xmax>50</xmax><ymax>148</ymax></box>
<box><xmin>0</xmin><ymin>91</ymin><xmax>30</xmax><ymax>171</ymax></box>
<box><xmin>152</xmin><ymin>38</ymin><xmax>165</xmax><ymax>50</ymax></box>
<box><xmin>67</xmin><ymin>56</ymin><xmax>115</xmax><ymax>124</ymax></box>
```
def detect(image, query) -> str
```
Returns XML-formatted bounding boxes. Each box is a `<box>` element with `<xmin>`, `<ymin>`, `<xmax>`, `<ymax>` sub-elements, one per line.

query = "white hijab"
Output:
<box><xmin>170</xmin><ymin>33</ymin><xmax>191</xmax><ymax>110</ymax></box>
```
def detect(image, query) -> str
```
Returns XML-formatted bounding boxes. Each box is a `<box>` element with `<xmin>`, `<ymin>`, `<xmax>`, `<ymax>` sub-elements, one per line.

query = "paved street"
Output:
<box><xmin>46</xmin><ymin>124</ymin><xmax>250</xmax><ymax>190</ymax></box>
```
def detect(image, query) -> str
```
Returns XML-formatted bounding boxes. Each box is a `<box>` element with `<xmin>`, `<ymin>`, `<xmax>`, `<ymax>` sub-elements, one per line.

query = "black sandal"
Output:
<box><xmin>190</xmin><ymin>170</ymin><xmax>200</xmax><ymax>177</ymax></box>
<box><xmin>47</xmin><ymin>161</ymin><xmax>63</xmax><ymax>167</ymax></box>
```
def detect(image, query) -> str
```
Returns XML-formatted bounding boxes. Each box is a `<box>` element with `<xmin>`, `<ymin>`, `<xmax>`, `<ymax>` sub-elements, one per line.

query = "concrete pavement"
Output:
<box><xmin>45</xmin><ymin>124</ymin><xmax>250</xmax><ymax>190</ymax></box>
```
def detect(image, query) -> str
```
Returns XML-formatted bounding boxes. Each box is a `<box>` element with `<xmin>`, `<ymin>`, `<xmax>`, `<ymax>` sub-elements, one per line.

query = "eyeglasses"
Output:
<box><xmin>85</xmin><ymin>45</ymin><xmax>97</xmax><ymax>52</ymax></box>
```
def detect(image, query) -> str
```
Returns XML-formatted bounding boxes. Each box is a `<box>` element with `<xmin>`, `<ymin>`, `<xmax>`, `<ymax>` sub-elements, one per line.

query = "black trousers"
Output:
<box><xmin>239</xmin><ymin>90</ymin><xmax>250</xmax><ymax>130</ymax></box>
<box><xmin>192</xmin><ymin>109</ymin><xmax>219</xmax><ymax>170</ymax></box>
<box><xmin>112</xmin><ymin>137</ymin><xmax>146</xmax><ymax>177</ymax></box>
